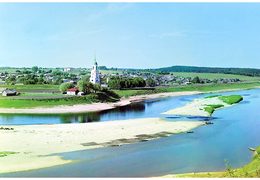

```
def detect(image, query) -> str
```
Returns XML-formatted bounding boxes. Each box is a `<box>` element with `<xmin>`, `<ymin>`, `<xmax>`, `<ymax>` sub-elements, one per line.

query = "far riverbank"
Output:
<box><xmin>0</xmin><ymin>84</ymin><xmax>259</xmax><ymax>114</ymax></box>
<box><xmin>0</xmin><ymin>91</ymin><xmax>201</xmax><ymax>114</ymax></box>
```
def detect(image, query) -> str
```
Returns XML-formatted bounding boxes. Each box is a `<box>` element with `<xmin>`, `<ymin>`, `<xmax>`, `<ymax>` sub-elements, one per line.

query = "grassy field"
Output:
<box><xmin>172</xmin><ymin>72</ymin><xmax>260</xmax><ymax>82</ymax></box>
<box><xmin>0</xmin><ymin>97</ymin><xmax>90</xmax><ymax>108</ymax></box>
<box><xmin>0</xmin><ymin>84</ymin><xmax>120</xmax><ymax>108</ymax></box>
<box><xmin>174</xmin><ymin>146</ymin><xmax>260</xmax><ymax>178</ymax></box>
<box><xmin>0</xmin><ymin>84</ymin><xmax>59</xmax><ymax>91</ymax></box>
<box><xmin>115</xmin><ymin>82</ymin><xmax>260</xmax><ymax>98</ymax></box>
<box><xmin>0</xmin><ymin>81</ymin><xmax>259</xmax><ymax>108</ymax></box>
<box><xmin>0</xmin><ymin>92</ymin><xmax>119</xmax><ymax>108</ymax></box>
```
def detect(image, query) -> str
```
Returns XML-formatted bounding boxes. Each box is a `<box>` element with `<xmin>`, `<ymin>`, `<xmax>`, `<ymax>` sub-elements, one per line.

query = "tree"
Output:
<box><xmin>108</xmin><ymin>77</ymin><xmax>121</xmax><ymax>89</ymax></box>
<box><xmin>92</xmin><ymin>84</ymin><xmax>101</xmax><ymax>93</ymax></box>
<box><xmin>77</xmin><ymin>80</ymin><xmax>94</xmax><ymax>94</ymax></box>
<box><xmin>37</xmin><ymin>77</ymin><xmax>45</xmax><ymax>84</ymax></box>
<box><xmin>59</xmin><ymin>82</ymin><xmax>74</xmax><ymax>93</ymax></box>
<box><xmin>5</xmin><ymin>76</ymin><xmax>16</xmax><ymax>85</ymax></box>
<box><xmin>53</xmin><ymin>77</ymin><xmax>63</xmax><ymax>85</ymax></box>
<box><xmin>22</xmin><ymin>74</ymin><xmax>38</xmax><ymax>84</ymax></box>
<box><xmin>108</xmin><ymin>77</ymin><xmax>146</xmax><ymax>89</ymax></box>
<box><xmin>146</xmin><ymin>78</ymin><xmax>156</xmax><ymax>87</ymax></box>
<box><xmin>81</xmin><ymin>75</ymin><xmax>90</xmax><ymax>82</ymax></box>
<box><xmin>32</xmin><ymin>66</ymin><xmax>39</xmax><ymax>73</ymax></box>
<box><xmin>191</xmin><ymin>76</ymin><xmax>201</xmax><ymax>84</ymax></box>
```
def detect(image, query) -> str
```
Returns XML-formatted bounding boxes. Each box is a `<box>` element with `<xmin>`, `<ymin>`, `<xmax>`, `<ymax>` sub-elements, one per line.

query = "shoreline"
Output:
<box><xmin>0</xmin><ymin>91</ymin><xmax>201</xmax><ymax>114</ymax></box>
<box><xmin>162</xmin><ymin>95</ymin><xmax>234</xmax><ymax>117</ymax></box>
<box><xmin>0</xmin><ymin>117</ymin><xmax>204</xmax><ymax>174</ymax></box>
<box><xmin>0</xmin><ymin>87</ymin><xmax>257</xmax><ymax>175</ymax></box>
<box><xmin>160</xmin><ymin>171</ymin><xmax>224</xmax><ymax>178</ymax></box>
<box><xmin>0</xmin><ymin>86</ymin><xmax>258</xmax><ymax>115</ymax></box>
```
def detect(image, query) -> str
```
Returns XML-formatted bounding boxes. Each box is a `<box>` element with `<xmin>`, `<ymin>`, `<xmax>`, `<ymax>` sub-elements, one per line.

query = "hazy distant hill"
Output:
<box><xmin>149</xmin><ymin>66</ymin><xmax>260</xmax><ymax>77</ymax></box>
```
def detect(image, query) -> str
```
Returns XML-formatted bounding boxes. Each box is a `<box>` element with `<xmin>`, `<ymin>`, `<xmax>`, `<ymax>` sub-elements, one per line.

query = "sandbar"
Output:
<box><xmin>162</xmin><ymin>96</ymin><xmax>230</xmax><ymax>117</ymax></box>
<box><xmin>0</xmin><ymin>117</ymin><xmax>204</xmax><ymax>173</ymax></box>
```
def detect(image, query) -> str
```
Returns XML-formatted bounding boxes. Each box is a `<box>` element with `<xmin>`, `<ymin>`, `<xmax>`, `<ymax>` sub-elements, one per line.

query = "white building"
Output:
<box><xmin>89</xmin><ymin>58</ymin><xmax>100</xmax><ymax>84</ymax></box>
<box><xmin>64</xmin><ymin>67</ymin><xmax>73</xmax><ymax>72</ymax></box>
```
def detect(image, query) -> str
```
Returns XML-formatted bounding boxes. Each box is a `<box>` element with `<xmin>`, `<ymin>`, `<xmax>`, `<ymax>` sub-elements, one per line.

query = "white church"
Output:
<box><xmin>89</xmin><ymin>58</ymin><xmax>101</xmax><ymax>84</ymax></box>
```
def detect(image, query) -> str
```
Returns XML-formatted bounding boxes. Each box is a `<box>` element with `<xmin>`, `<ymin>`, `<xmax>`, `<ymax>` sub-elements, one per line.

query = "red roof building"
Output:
<box><xmin>67</xmin><ymin>87</ymin><xmax>79</xmax><ymax>95</ymax></box>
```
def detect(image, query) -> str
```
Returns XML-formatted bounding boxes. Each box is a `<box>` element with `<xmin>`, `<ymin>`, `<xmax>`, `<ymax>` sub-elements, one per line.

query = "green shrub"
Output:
<box><xmin>204</xmin><ymin>104</ymin><xmax>224</xmax><ymax>115</ymax></box>
<box><xmin>219</xmin><ymin>95</ymin><xmax>243</xmax><ymax>105</ymax></box>
<box><xmin>208</xmin><ymin>104</ymin><xmax>224</xmax><ymax>109</ymax></box>
<box><xmin>204</xmin><ymin>106</ymin><xmax>215</xmax><ymax>115</ymax></box>
<box><xmin>205</xmin><ymin>95</ymin><xmax>221</xmax><ymax>98</ymax></box>
<box><xmin>0</xmin><ymin>151</ymin><xmax>17</xmax><ymax>157</ymax></box>
<box><xmin>59</xmin><ymin>82</ymin><xmax>74</xmax><ymax>93</ymax></box>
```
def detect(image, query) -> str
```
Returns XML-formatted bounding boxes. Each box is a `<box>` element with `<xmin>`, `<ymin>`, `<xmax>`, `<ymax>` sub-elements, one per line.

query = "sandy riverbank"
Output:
<box><xmin>0</xmin><ymin>118</ymin><xmax>204</xmax><ymax>173</ymax></box>
<box><xmin>162</xmin><ymin>97</ymin><xmax>226</xmax><ymax>117</ymax></box>
<box><xmin>162</xmin><ymin>96</ymin><xmax>232</xmax><ymax>117</ymax></box>
<box><xmin>0</xmin><ymin>91</ymin><xmax>201</xmax><ymax>114</ymax></box>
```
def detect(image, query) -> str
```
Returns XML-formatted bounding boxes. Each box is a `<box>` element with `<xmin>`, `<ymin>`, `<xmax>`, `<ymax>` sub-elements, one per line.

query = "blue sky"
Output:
<box><xmin>0</xmin><ymin>3</ymin><xmax>260</xmax><ymax>69</ymax></box>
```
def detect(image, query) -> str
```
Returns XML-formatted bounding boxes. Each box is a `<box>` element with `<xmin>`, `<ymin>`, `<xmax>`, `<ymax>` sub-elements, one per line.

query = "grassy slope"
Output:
<box><xmin>0</xmin><ymin>96</ymin><xmax>90</xmax><ymax>108</ymax></box>
<box><xmin>172</xmin><ymin>72</ymin><xmax>260</xmax><ymax>81</ymax></box>
<box><xmin>0</xmin><ymin>84</ymin><xmax>120</xmax><ymax>108</ymax></box>
<box><xmin>0</xmin><ymin>84</ymin><xmax>59</xmax><ymax>91</ymax></box>
<box><xmin>174</xmin><ymin>147</ymin><xmax>260</xmax><ymax>178</ymax></box>
<box><xmin>115</xmin><ymin>82</ymin><xmax>260</xmax><ymax>97</ymax></box>
<box><xmin>0</xmin><ymin>80</ymin><xmax>259</xmax><ymax>108</ymax></box>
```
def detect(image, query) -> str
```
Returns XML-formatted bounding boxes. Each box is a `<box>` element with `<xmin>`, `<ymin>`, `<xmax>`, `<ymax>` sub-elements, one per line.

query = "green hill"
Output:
<box><xmin>149</xmin><ymin>66</ymin><xmax>260</xmax><ymax>77</ymax></box>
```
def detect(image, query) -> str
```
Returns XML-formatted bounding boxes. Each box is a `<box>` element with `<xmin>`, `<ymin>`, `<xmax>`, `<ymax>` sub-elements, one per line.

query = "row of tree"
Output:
<box><xmin>107</xmin><ymin>77</ymin><xmax>156</xmax><ymax>89</ymax></box>
<box><xmin>152</xmin><ymin>66</ymin><xmax>260</xmax><ymax>77</ymax></box>
<box><xmin>5</xmin><ymin>74</ymin><xmax>64</xmax><ymax>85</ymax></box>
<box><xmin>4</xmin><ymin>70</ymin><xmax>79</xmax><ymax>85</ymax></box>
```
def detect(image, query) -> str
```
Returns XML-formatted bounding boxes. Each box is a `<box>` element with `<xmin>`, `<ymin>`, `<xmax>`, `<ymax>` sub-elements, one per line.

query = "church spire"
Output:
<box><xmin>90</xmin><ymin>52</ymin><xmax>100</xmax><ymax>84</ymax></box>
<box><xmin>94</xmin><ymin>52</ymin><xmax>97</xmax><ymax>65</ymax></box>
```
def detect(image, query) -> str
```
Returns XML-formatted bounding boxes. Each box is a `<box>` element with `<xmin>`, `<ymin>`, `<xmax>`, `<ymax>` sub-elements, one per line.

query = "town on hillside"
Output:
<box><xmin>0</xmin><ymin>57</ymin><xmax>242</xmax><ymax>96</ymax></box>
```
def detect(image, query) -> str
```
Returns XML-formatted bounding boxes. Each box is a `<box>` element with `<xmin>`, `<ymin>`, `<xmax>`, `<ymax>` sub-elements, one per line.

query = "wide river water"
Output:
<box><xmin>1</xmin><ymin>88</ymin><xmax>260</xmax><ymax>177</ymax></box>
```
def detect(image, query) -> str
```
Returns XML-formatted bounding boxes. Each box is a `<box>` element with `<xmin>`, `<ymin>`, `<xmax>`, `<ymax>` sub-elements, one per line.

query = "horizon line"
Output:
<box><xmin>0</xmin><ymin>65</ymin><xmax>260</xmax><ymax>70</ymax></box>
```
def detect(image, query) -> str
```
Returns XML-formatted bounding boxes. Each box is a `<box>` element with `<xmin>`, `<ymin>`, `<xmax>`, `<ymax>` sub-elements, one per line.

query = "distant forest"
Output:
<box><xmin>147</xmin><ymin>66</ymin><xmax>260</xmax><ymax>77</ymax></box>
<box><xmin>103</xmin><ymin>65</ymin><xmax>260</xmax><ymax>77</ymax></box>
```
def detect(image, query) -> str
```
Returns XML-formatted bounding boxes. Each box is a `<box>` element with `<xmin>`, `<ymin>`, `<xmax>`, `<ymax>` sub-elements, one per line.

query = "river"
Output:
<box><xmin>1</xmin><ymin>88</ymin><xmax>260</xmax><ymax>177</ymax></box>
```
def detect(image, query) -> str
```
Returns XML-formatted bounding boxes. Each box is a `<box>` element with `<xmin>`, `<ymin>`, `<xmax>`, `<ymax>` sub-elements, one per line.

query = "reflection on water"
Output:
<box><xmin>0</xmin><ymin>103</ymin><xmax>146</xmax><ymax>125</ymax></box>
<box><xmin>59</xmin><ymin>103</ymin><xmax>146</xmax><ymax>124</ymax></box>
<box><xmin>0</xmin><ymin>89</ymin><xmax>258</xmax><ymax>125</ymax></box>
<box><xmin>1</xmin><ymin>89</ymin><xmax>260</xmax><ymax>177</ymax></box>
<box><xmin>0</xmin><ymin>115</ymin><xmax>15</xmax><ymax>122</ymax></box>
<box><xmin>60</xmin><ymin>113</ymin><xmax>101</xmax><ymax>123</ymax></box>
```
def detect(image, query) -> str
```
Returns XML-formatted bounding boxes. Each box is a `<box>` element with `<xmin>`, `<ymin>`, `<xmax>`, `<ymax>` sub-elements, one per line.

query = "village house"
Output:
<box><xmin>63</xmin><ymin>67</ymin><xmax>74</xmax><ymax>72</ymax></box>
<box><xmin>66</xmin><ymin>87</ymin><xmax>79</xmax><ymax>95</ymax></box>
<box><xmin>1</xmin><ymin>89</ymin><xmax>19</xmax><ymax>96</ymax></box>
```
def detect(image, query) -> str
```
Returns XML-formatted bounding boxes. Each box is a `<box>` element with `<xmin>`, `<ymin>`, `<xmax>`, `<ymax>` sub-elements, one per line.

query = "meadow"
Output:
<box><xmin>0</xmin><ymin>72</ymin><xmax>260</xmax><ymax>108</ymax></box>
<box><xmin>172</xmin><ymin>72</ymin><xmax>260</xmax><ymax>81</ymax></box>
<box><xmin>115</xmin><ymin>81</ymin><xmax>260</xmax><ymax>97</ymax></box>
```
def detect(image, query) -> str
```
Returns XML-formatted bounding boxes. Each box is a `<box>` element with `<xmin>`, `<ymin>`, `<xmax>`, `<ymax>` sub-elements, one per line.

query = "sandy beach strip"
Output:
<box><xmin>0</xmin><ymin>91</ymin><xmax>201</xmax><ymax>114</ymax></box>
<box><xmin>162</xmin><ymin>96</ymin><xmax>230</xmax><ymax>117</ymax></box>
<box><xmin>0</xmin><ymin>117</ymin><xmax>205</xmax><ymax>173</ymax></box>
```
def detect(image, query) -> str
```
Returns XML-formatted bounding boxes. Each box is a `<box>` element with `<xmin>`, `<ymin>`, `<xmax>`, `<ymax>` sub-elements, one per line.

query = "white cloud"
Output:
<box><xmin>85</xmin><ymin>3</ymin><xmax>135</xmax><ymax>23</ymax></box>
<box><xmin>149</xmin><ymin>30</ymin><xmax>226</xmax><ymax>39</ymax></box>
